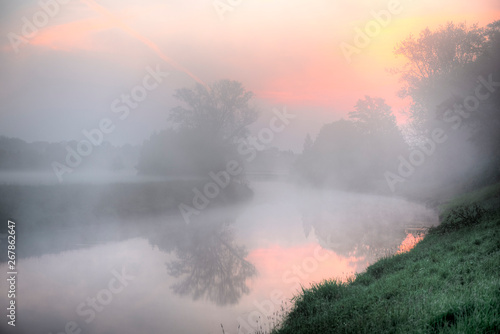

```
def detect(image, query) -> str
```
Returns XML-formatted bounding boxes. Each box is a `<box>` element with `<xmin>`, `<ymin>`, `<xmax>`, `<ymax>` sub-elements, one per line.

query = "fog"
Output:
<box><xmin>0</xmin><ymin>2</ymin><xmax>499</xmax><ymax>334</ymax></box>
<box><xmin>0</xmin><ymin>180</ymin><xmax>438</xmax><ymax>333</ymax></box>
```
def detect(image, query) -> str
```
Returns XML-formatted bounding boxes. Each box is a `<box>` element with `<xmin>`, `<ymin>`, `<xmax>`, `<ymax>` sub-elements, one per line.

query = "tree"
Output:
<box><xmin>391</xmin><ymin>20</ymin><xmax>500</xmax><ymax>192</ymax></box>
<box><xmin>137</xmin><ymin>80</ymin><xmax>259</xmax><ymax>176</ymax></box>
<box><xmin>392</xmin><ymin>22</ymin><xmax>486</xmax><ymax>130</ymax></box>
<box><xmin>169</xmin><ymin>80</ymin><xmax>258</xmax><ymax>142</ymax></box>
<box><xmin>348</xmin><ymin>96</ymin><xmax>399</xmax><ymax>136</ymax></box>
<box><xmin>296</xmin><ymin>120</ymin><xmax>367</xmax><ymax>189</ymax></box>
<box><xmin>302</xmin><ymin>134</ymin><xmax>313</xmax><ymax>154</ymax></box>
<box><xmin>296</xmin><ymin>97</ymin><xmax>407</xmax><ymax>191</ymax></box>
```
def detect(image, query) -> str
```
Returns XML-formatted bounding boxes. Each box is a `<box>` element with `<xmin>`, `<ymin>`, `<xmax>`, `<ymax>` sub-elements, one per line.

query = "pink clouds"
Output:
<box><xmin>29</xmin><ymin>17</ymin><xmax>116</xmax><ymax>51</ymax></box>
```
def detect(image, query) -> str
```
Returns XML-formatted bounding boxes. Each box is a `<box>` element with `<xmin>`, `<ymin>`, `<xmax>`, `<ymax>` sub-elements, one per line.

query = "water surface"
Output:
<box><xmin>0</xmin><ymin>179</ymin><xmax>437</xmax><ymax>334</ymax></box>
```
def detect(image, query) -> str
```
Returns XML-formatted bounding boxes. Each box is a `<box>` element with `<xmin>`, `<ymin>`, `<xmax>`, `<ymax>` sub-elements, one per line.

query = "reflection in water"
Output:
<box><xmin>0</xmin><ymin>180</ymin><xmax>257</xmax><ymax>307</ymax></box>
<box><xmin>299</xmin><ymin>188</ymin><xmax>438</xmax><ymax>262</ymax></box>
<box><xmin>149</xmin><ymin>211</ymin><xmax>257</xmax><ymax>306</ymax></box>
<box><xmin>0</xmin><ymin>179</ymin><xmax>440</xmax><ymax>334</ymax></box>
<box><xmin>396</xmin><ymin>232</ymin><xmax>425</xmax><ymax>254</ymax></box>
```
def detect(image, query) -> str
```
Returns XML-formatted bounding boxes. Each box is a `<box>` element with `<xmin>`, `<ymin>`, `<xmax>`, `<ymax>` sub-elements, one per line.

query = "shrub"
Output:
<box><xmin>434</xmin><ymin>204</ymin><xmax>485</xmax><ymax>233</ymax></box>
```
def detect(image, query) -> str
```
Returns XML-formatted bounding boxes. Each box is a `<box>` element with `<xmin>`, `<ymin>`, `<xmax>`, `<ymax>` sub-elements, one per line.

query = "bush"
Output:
<box><xmin>434</xmin><ymin>204</ymin><xmax>485</xmax><ymax>233</ymax></box>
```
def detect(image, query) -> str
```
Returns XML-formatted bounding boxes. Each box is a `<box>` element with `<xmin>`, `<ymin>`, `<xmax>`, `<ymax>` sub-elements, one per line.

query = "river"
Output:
<box><xmin>0</xmin><ymin>177</ymin><xmax>438</xmax><ymax>334</ymax></box>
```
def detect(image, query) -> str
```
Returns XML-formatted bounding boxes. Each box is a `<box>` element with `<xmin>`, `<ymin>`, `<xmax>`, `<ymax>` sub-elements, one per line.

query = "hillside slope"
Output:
<box><xmin>273</xmin><ymin>184</ymin><xmax>500</xmax><ymax>334</ymax></box>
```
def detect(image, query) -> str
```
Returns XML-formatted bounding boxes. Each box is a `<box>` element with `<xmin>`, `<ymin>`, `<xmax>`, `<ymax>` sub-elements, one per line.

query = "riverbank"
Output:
<box><xmin>272</xmin><ymin>183</ymin><xmax>500</xmax><ymax>333</ymax></box>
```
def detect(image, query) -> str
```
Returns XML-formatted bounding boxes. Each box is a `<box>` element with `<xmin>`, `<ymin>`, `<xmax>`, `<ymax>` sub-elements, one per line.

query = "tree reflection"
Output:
<box><xmin>150</xmin><ymin>212</ymin><xmax>256</xmax><ymax>306</ymax></box>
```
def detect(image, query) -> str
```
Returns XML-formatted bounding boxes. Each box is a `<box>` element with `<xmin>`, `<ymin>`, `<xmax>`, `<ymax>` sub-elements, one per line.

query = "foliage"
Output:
<box><xmin>392</xmin><ymin>22</ymin><xmax>486</xmax><ymax>129</ymax></box>
<box><xmin>433</xmin><ymin>204</ymin><xmax>485</xmax><ymax>233</ymax></box>
<box><xmin>136</xmin><ymin>128</ymin><xmax>238</xmax><ymax>176</ymax></box>
<box><xmin>169</xmin><ymin>79</ymin><xmax>258</xmax><ymax>141</ymax></box>
<box><xmin>296</xmin><ymin>96</ymin><xmax>407</xmax><ymax>191</ymax></box>
<box><xmin>137</xmin><ymin>80</ymin><xmax>258</xmax><ymax>177</ymax></box>
<box><xmin>389</xmin><ymin>20</ymin><xmax>500</xmax><ymax>195</ymax></box>
<box><xmin>348</xmin><ymin>96</ymin><xmax>399</xmax><ymax>136</ymax></box>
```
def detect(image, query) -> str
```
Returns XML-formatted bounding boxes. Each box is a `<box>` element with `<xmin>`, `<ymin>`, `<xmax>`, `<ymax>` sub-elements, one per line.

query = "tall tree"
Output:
<box><xmin>302</xmin><ymin>134</ymin><xmax>313</xmax><ymax>154</ymax></box>
<box><xmin>138</xmin><ymin>80</ymin><xmax>258</xmax><ymax>176</ymax></box>
<box><xmin>348</xmin><ymin>96</ymin><xmax>399</xmax><ymax>136</ymax></box>
<box><xmin>392</xmin><ymin>22</ymin><xmax>486</xmax><ymax>130</ymax></box>
<box><xmin>391</xmin><ymin>20</ymin><xmax>500</xmax><ymax>191</ymax></box>
<box><xmin>169</xmin><ymin>80</ymin><xmax>258</xmax><ymax>142</ymax></box>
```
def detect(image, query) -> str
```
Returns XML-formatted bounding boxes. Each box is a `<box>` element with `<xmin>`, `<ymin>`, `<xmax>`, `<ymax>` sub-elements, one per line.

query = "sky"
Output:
<box><xmin>0</xmin><ymin>0</ymin><xmax>499</xmax><ymax>151</ymax></box>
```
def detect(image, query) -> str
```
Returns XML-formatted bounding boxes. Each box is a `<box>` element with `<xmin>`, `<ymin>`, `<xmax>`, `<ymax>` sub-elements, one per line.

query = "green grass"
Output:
<box><xmin>272</xmin><ymin>184</ymin><xmax>500</xmax><ymax>334</ymax></box>
<box><xmin>438</xmin><ymin>182</ymin><xmax>500</xmax><ymax>218</ymax></box>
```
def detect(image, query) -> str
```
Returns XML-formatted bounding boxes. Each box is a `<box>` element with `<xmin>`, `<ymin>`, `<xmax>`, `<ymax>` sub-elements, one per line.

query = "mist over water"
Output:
<box><xmin>0</xmin><ymin>176</ymin><xmax>437</xmax><ymax>334</ymax></box>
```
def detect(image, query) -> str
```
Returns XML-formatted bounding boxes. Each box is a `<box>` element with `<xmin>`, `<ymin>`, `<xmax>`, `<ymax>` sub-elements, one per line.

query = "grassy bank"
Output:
<box><xmin>273</xmin><ymin>183</ymin><xmax>500</xmax><ymax>334</ymax></box>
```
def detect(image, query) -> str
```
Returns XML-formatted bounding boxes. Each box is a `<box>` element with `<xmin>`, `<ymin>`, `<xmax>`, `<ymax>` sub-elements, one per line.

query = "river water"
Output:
<box><xmin>0</xmin><ymin>178</ymin><xmax>438</xmax><ymax>334</ymax></box>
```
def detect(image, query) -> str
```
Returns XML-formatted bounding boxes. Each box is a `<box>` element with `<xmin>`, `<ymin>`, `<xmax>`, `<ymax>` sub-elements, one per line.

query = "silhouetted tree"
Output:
<box><xmin>466</xmin><ymin>20</ymin><xmax>500</xmax><ymax>157</ymax></box>
<box><xmin>169</xmin><ymin>80</ymin><xmax>258</xmax><ymax>141</ymax></box>
<box><xmin>388</xmin><ymin>20</ymin><xmax>500</xmax><ymax>192</ymax></box>
<box><xmin>297</xmin><ymin>97</ymin><xmax>406</xmax><ymax>191</ymax></box>
<box><xmin>349</xmin><ymin>96</ymin><xmax>399</xmax><ymax>136</ymax></box>
<box><xmin>296</xmin><ymin>119</ymin><xmax>366</xmax><ymax>189</ymax></box>
<box><xmin>392</xmin><ymin>22</ymin><xmax>486</xmax><ymax>130</ymax></box>
<box><xmin>137</xmin><ymin>80</ymin><xmax>258</xmax><ymax>177</ymax></box>
<box><xmin>302</xmin><ymin>134</ymin><xmax>313</xmax><ymax>154</ymax></box>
